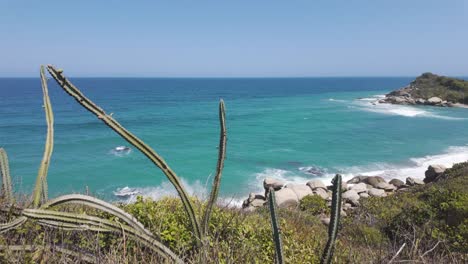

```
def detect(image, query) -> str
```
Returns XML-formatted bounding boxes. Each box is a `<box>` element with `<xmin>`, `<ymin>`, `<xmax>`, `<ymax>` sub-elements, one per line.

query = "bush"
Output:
<box><xmin>299</xmin><ymin>195</ymin><xmax>329</xmax><ymax>215</ymax></box>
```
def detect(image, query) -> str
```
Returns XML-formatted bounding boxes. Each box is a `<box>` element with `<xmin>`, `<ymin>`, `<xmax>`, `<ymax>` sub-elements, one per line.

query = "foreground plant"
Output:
<box><xmin>0</xmin><ymin>65</ymin><xmax>228</xmax><ymax>263</ymax></box>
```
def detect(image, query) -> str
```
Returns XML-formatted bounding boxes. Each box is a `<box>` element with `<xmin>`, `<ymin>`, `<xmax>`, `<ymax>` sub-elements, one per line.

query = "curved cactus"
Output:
<box><xmin>320</xmin><ymin>174</ymin><xmax>342</xmax><ymax>264</ymax></box>
<box><xmin>268</xmin><ymin>187</ymin><xmax>284</xmax><ymax>264</ymax></box>
<box><xmin>23</xmin><ymin>208</ymin><xmax>183</xmax><ymax>263</ymax></box>
<box><xmin>32</xmin><ymin>66</ymin><xmax>54</xmax><ymax>207</ymax></box>
<box><xmin>0</xmin><ymin>216</ymin><xmax>27</xmax><ymax>234</ymax></box>
<box><xmin>0</xmin><ymin>148</ymin><xmax>14</xmax><ymax>203</ymax></box>
<box><xmin>46</xmin><ymin>65</ymin><xmax>202</xmax><ymax>245</ymax></box>
<box><xmin>0</xmin><ymin>244</ymin><xmax>97</xmax><ymax>263</ymax></box>
<box><xmin>41</xmin><ymin>194</ymin><xmax>151</xmax><ymax>237</ymax></box>
<box><xmin>201</xmin><ymin>100</ymin><xmax>227</xmax><ymax>236</ymax></box>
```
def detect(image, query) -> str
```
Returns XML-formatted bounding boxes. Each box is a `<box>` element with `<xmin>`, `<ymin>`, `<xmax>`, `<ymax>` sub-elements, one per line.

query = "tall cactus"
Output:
<box><xmin>32</xmin><ymin>66</ymin><xmax>54</xmax><ymax>207</ymax></box>
<box><xmin>320</xmin><ymin>174</ymin><xmax>342</xmax><ymax>264</ymax></box>
<box><xmin>201</xmin><ymin>100</ymin><xmax>227</xmax><ymax>236</ymax></box>
<box><xmin>268</xmin><ymin>187</ymin><xmax>284</xmax><ymax>264</ymax></box>
<box><xmin>0</xmin><ymin>148</ymin><xmax>14</xmax><ymax>203</ymax></box>
<box><xmin>45</xmin><ymin>65</ymin><xmax>202</xmax><ymax>245</ymax></box>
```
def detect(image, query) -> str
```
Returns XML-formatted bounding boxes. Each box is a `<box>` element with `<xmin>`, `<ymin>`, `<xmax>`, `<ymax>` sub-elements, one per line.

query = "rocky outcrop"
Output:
<box><xmin>376</xmin><ymin>73</ymin><xmax>468</xmax><ymax>107</ymax></box>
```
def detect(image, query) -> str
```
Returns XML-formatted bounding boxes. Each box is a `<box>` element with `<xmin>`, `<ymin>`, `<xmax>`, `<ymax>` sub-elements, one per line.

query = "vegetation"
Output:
<box><xmin>0</xmin><ymin>65</ymin><xmax>467</xmax><ymax>263</ymax></box>
<box><xmin>409</xmin><ymin>72</ymin><xmax>468</xmax><ymax>104</ymax></box>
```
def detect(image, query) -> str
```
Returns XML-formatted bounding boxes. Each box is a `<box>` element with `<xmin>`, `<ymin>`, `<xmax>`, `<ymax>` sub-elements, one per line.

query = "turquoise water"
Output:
<box><xmin>1</xmin><ymin>77</ymin><xmax>468</xmax><ymax>203</ymax></box>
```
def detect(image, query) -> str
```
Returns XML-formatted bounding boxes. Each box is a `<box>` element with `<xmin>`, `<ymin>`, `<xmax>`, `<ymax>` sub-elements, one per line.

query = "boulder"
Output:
<box><xmin>341</xmin><ymin>182</ymin><xmax>348</xmax><ymax>192</ymax></box>
<box><xmin>350</xmin><ymin>183</ymin><xmax>367</xmax><ymax>193</ymax></box>
<box><xmin>286</xmin><ymin>184</ymin><xmax>313</xmax><ymax>200</ymax></box>
<box><xmin>313</xmin><ymin>188</ymin><xmax>329</xmax><ymax>199</ymax></box>
<box><xmin>343</xmin><ymin>203</ymin><xmax>352</xmax><ymax>209</ymax></box>
<box><xmin>363</xmin><ymin>176</ymin><xmax>385</xmax><ymax>187</ymax></box>
<box><xmin>250</xmin><ymin>198</ymin><xmax>266</xmax><ymax>207</ymax></box>
<box><xmin>263</xmin><ymin>178</ymin><xmax>284</xmax><ymax>191</ymax></box>
<box><xmin>306</xmin><ymin>180</ymin><xmax>327</xmax><ymax>191</ymax></box>
<box><xmin>243</xmin><ymin>193</ymin><xmax>266</xmax><ymax>208</ymax></box>
<box><xmin>416</xmin><ymin>98</ymin><xmax>426</xmax><ymax>105</ymax></box>
<box><xmin>424</xmin><ymin>164</ymin><xmax>446</xmax><ymax>183</ymax></box>
<box><xmin>406</xmin><ymin>177</ymin><xmax>424</xmax><ymax>186</ymax></box>
<box><xmin>389</xmin><ymin>179</ymin><xmax>405</xmax><ymax>188</ymax></box>
<box><xmin>427</xmin><ymin>97</ymin><xmax>442</xmax><ymax>105</ymax></box>
<box><xmin>376</xmin><ymin>182</ymin><xmax>397</xmax><ymax>191</ymax></box>
<box><xmin>320</xmin><ymin>217</ymin><xmax>330</xmax><ymax>226</ymax></box>
<box><xmin>347</xmin><ymin>175</ymin><xmax>368</xmax><ymax>184</ymax></box>
<box><xmin>359</xmin><ymin>192</ymin><xmax>369</xmax><ymax>198</ymax></box>
<box><xmin>274</xmin><ymin>188</ymin><xmax>299</xmax><ymax>208</ymax></box>
<box><xmin>368</xmin><ymin>188</ymin><xmax>386</xmax><ymax>197</ymax></box>
<box><xmin>342</xmin><ymin>190</ymin><xmax>360</xmax><ymax>205</ymax></box>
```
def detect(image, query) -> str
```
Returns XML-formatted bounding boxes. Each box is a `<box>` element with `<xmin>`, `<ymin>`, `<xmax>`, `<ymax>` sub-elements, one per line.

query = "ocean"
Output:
<box><xmin>1</xmin><ymin>77</ymin><xmax>468</xmax><ymax>204</ymax></box>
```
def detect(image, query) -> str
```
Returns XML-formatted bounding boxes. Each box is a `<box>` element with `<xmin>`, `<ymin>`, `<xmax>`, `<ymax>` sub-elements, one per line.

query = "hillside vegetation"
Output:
<box><xmin>408</xmin><ymin>72</ymin><xmax>468</xmax><ymax>104</ymax></box>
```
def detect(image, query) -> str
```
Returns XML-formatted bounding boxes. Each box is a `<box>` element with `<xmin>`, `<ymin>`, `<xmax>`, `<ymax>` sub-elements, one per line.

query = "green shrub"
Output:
<box><xmin>299</xmin><ymin>195</ymin><xmax>329</xmax><ymax>215</ymax></box>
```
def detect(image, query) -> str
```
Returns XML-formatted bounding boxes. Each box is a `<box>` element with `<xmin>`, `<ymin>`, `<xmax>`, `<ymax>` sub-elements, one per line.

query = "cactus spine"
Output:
<box><xmin>46</xmin><ymin>65</ymin><xmax>202</xmax><ymax>245</ymax></box>
<box><xmin>320</xmin><ymin>174</ymin><xmax>342</xmax><ymax>264</ymax></box>
<box><xmin>32</xmin><ymin>66</ymin><xmax>54</xmax><ymax>207</ymax></box>
<box><xmin>201</xmin><ymin>100</ymin><xmax>227</xmax><ymax>236</ymax></box>
<box><xmin>268</xmin><ymin>187</ymin><xmax>284</xmax><ymax>264</ymax></box>
<box><xmin>0</xmin><ymin>148</ymin><xmax>14</xmax><ymax>203</ymax></box>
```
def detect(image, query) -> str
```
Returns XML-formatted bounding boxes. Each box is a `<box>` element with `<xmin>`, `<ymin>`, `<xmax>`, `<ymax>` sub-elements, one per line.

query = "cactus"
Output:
<box><xmin>0</xmin><ymin>148</ymin><xmax>14</xmax><ymax>203</ymax></box>
<box><xmin>320</xmin><ymin>174</ymin><xmax>342</xmax><ymax>264</ymax></box>
<box><xmin>46</xmin><ymin>65</ymin><xmax>203</xmax><ymax>245</ymax></box>
<box><xmin>0</xmin><ymin>244</ymin><xmax>97</xmax><ymax>263</ymax></box>
<box><xmin>268</xmin><ymin>187</ymin><xmax>284</xmax><ymax>264</ymax></box>
<box><xmin>201</xmin><ymin>100</ymin><xmax>227</xmax><ymax>236</ymax></box>
<box><xmin>32</xmin><ymin>66</ymin><xmax>54</xmax><ymax>207</ymax></box>
<box><xmin>0</xmin><ymin>216</ymin><xmax>27</xmax><ymax>234</ymax></box>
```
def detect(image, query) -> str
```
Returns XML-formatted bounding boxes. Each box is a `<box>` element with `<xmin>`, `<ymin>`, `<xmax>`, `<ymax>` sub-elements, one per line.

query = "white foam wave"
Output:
<box><xmin>335</xmin><ymin>145</ymin><xmax>468</xmax><ymax>182</ymax></box>
<box><xmin>354</xmin><ymin>98</ymin><xmax>466</xmax><ymax>120</ymax></box>
<box><xmin>328</xmin><ymin>98</ymin><xmax>347</xmax><ymax>102</ymax></box>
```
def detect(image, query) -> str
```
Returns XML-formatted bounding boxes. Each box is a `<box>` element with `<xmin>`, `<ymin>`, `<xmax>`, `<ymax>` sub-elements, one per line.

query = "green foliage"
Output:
<box><xmin>300</xmin><ymin>195</ymin><xmax>329</xmax><ymax>215</ymax></box>
<box><xmin>409</xmin><ymin>72</ymin><xmax>468</xmax><ymax>103</ymax></box>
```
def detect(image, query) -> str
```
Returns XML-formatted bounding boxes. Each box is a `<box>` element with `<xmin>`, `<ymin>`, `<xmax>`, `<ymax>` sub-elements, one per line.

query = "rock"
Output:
<box><xmin>368</xmin><ymin>188</ymin><xmax>386</xmax><ymax>197</ymax></box>
<box><xmin>350</xmin><ymin>183</ymin><xmax>367</xmax><ymax>193</ymax></box>
<box><xmin>263</xmin><ymin>178</ymin><xmax>284</xmax><ymax>191</ymax></box>
<box><xmin>427</xmin><ymin>97</ymin><xmax>442</xmax><ymax>105</ymax></box>
<box><xmin>274</xmin><ymin>188</ymin><xmax>299</xmax><ymax>208</ymax></box>
<box><xmin>341</xmin><ymin>182</ymin><xmax>348</xmax><ymax>192</ymax></box>
<box><xmin>359</xmin><ymin>192</ymin><xmax>369</xmax><ymax>198</ymax></box>
<box><xmin>343</xmin><ymin>203</ymin><xmax>352</xmax><ymax>209</ymax></box>
<box><xmin>313</xmin><ymin>188</ymin><xmax>329</xmax><ymax>199</ymax></box>
<box><xmin>347</xmin><ymin>175</ymin><xmax>368</xmax><ymax>184</ymax></box>
<box><xmin>389</xmin><ymin>179</ymin><xmax>405</xmax><ymax>188</ymax></box>
<box><xmin>424</xmin><ymin>164</ymin><xmax>446</xmax><ymax>183</ymax></box>
<box><xmin>286</xmin><ymin>184</ymin><xmax>313</xmax><ymax>200</ymax></box>
<box><xmin>376</xmin><ymin>182</ymin><xmax>397</xmax><ymax>191</ymax></box>
<box><xmin>243</xmin><ymin>206</ymin><xmax>256</xmax><ymax>212</ymax></box>
<box><xmin>363</xmin><ymin>176</ymin><xmax>385</xmax><ymax>187</ymax></box>
<box><xmin>250</xmin><ymin>198</ymin><xmax>266</xmax><ymax>207</ymax></box>
<box><xmin>416</xmin><ymin>98</ymin><xmax>426</xmax><ymax>105</ymax></box>
<box><xmin>306</xmin><ymin>180</ymin><xmax>327</xmax><ymax>191</ymax></box>
<box><xmin>342</xmin><ymin>190</ymin><xmax>360</xmax><ymax>205</ymax></box>
<box><xmin>406</xmin><ymin>177</ymin><xmax>424</xmax><ymax>186</ymax></box>
<box><xmin>320</xmin><ymin>217</ymin><xmax>330</xmax><ymax>226</ymax></box>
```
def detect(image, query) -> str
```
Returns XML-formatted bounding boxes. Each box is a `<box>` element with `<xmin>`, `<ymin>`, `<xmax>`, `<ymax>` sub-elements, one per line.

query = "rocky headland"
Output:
<box><xmin>379</xmin><ymin>72</ymin><xmax>468</xmax><ymax>107</ymax></box>
<box><xmin>242</xmin><ymin>164</ymin><xmax>448</xmax><ymax>224</ymax></box>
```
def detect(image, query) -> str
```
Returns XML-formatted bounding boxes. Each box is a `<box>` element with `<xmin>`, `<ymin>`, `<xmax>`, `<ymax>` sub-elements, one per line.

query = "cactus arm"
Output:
<box><xmin>46</xmin><ymin>65</ymin><xmax>202</xmax><ymax>245</ymax></box>
<box><xmin>0</xmin><ymin>148</ymin><xmax>14</xmax><ymax>203</ymax></box>
<box><xmin>0</xmin><ymin>245</ymin><xmax>97</xmax><ymax>263</ymax></box>
<box><xmin>32</xmin><ymin>66</ymin><xmax>54</xmax><ymax>207</ymax></box>
<box><xmin>268</xmin><ymin>187</ymin><xmax>284</xmax><ymax>264</ymax></box>
<box><xmin>320</xmin><ymin>174</ymin><xmax>342</xmax><ymax>264</ymax></box>
<box><xmin>23</xmin><ymin>209</ymin><xmax>183</xmax><ymax>263</ymax></box>
<box><xmin>0</xmin><ymin>216</ymin><xmax>27</xmax><ymax>234</ymax></box>
<box><xmin>41</xmin><ymin>194</ymin><xmax>151</xmax><ymax>236</ymax></box>
<box><xmin>201</xmin><ymin>100</ymin><xmax>227</xmax><ymax>236</ymax></box>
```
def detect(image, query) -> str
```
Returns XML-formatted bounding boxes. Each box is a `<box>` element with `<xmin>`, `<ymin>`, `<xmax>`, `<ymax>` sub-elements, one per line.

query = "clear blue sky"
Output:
<box><xmin>1</xmin><ymin>1</ymin><xmax>467</xmax><ymax>77</ymax></box>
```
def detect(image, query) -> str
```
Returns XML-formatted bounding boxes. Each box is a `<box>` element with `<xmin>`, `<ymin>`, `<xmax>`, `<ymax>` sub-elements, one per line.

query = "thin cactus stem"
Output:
<box><xmin>0</xmin><ymin>244</ymin><xmax>97</xmax><ymax>263</ymax></box>
<box><xmin>268</xmin><ymin>187</ymin><xmax>284</xmax><ymax>264</ymax></box>
<box><xmin>320</xmin><ymin>174</ymin><xmax>342</xmax><ymax>264</ymax></box>
<box><xmin>23</xmin><ymin>208</ymin><xmax>183</xmax><ymax>263</ymax></box>
<box><xmin>37</xmin><ymin>219</ymin><xmax>111</xmax><ymax>233</ymax></box>
<box><xmin>41</xmin><ymin>194</ymin><xmax>151</xmax><ymax>237</ymax></box>
<box><xmin>0</xmin><ymin>148</ymin><xmax>14</xmax><ymax>203</ymax></box>
<box><xmin>0</xmin><ymin>216</ymin><xmax>27</xmax><ymax>234</ymax></box>
<box><xmin>33</xmin><ymin>66</ymin><xmax>54</xmax><ymax>207</ymax></box>
<box><xmin>46</xmin><ymin>65</ymin><xmax>202</xmax><ymax>245</ymax></box>
<box><xmin>201</xmin><ymin>100</ymin><xmax>227</xmax><ymax>236</ymax></box>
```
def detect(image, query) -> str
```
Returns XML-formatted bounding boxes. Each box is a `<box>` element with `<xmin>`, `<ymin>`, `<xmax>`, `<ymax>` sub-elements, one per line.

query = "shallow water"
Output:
<box><xmin>1</xmin><ymin>77</ymin><xmax>467</xmax><ymax>203</ymax></box>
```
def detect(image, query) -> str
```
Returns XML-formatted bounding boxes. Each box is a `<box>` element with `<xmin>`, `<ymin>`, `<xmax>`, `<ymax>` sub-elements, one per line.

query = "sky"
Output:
<box><xmin>0</xmin><ymin>1</ymin><xmax>467</xmax><ymax>77</ymax></box>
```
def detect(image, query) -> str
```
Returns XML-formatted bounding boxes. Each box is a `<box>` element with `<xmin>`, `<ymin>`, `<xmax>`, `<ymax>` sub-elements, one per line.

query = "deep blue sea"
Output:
<box><xmin>1</xmin><ymin>77</ymin><xmax>468</xmax><ymax>204</ymax></box>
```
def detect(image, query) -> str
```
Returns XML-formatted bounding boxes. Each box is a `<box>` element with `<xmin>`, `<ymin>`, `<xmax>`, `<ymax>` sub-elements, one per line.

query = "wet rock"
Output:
<box><xmin>406</xmin><ymin>177</ymin><xmax>424</xmax><ymax>186</ymax></box>
<box><xmin>424</xmin><ymin>164</ymin><xmax>446</xmax><ymax>183</ymax></box>
<box><xmin>389</xmin><ymin>179</ymin><xmax>405</xmax><ymax>188</ymax></box>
